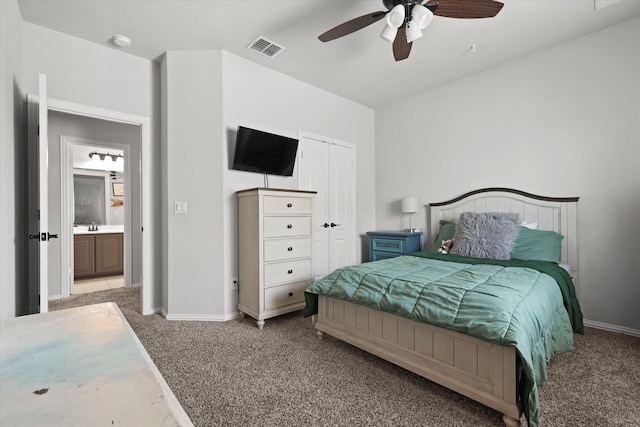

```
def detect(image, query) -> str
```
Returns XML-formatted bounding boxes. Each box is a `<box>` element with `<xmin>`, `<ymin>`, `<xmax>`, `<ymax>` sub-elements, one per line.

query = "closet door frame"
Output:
<box><xmin>297</xmin><ymin>131</ymin><xmax>356</xmax><ymax>280</ymax></box>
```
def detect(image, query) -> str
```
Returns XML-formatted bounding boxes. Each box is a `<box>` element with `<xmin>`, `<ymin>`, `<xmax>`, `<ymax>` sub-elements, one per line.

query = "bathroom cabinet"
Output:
<box><xmin>74</xmin><ymin>233</ymin><xmax>123</xmax><ymax>279</ymax></box>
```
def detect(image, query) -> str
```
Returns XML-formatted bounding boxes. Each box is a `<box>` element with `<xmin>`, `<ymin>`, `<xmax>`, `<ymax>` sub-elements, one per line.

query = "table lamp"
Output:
<box><xmin>401</xmin><ymin>197</ymin><xmax>419</xmax><ymax>232</ymax></box>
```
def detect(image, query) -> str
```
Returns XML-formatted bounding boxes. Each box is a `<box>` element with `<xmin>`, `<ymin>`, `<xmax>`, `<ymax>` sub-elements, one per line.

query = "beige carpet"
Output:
<box><xmin>50</xmin><ymin>287</ymin><xmax>640</xmax><ymax>427</ymax></box>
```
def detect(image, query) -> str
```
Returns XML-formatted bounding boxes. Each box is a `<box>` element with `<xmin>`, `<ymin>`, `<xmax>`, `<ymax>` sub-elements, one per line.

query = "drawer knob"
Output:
<box><xmin>287</xmin><ymin>269</ymin><xmax>293</xmax><ymax>274</ymax></box>
<box><xmin>288</xmin><ymin>292</ymin><xmax>293</xmax><ymax>297</ymax></box>
<box><xmin>287</xmin><ymin>224</ymin><xmax>293</xmax><ymax>229</ymax></box>
<box><xmin>287</xmin><ymin>247</ymin><xmax>293</xmax><ymax>251</ymax></box>
<box><xmin>287</xmin><ymin>203</ymin><xmax>293</xmax><ymax>208</ymax></box>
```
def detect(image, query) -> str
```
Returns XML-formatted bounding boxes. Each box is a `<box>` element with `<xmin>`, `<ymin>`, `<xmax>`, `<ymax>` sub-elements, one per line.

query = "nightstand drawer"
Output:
<box><xmin>371</xmin><ymin>252</ymin><xmax>400</xmax><ymax>261</ymax></box>
<box><xmin>264</xmin><ymin>281</ymin><xmax>310</xmax><ymax>310</ymax></box>
<box><xmin>263</xmin><ymin>196</ymin><xmax>312</xmax><ymax>214</ymax></box>
<box><xmin>264</xmin><ymin>259</ymin><xmax>312</xmax><ymax>287</ymax></box>
<box><xmin>264</xmin><ymin>217</ymin><xmax>311</xmax><ymax>238</ymax></box>
<box><xmin>371</xmin><ymin>238</ymin><xmax>404</xmax><ymax>254</ymax></box>
<box><xmin>264</xmin><ymin>238</ymin><xmax>312</xmax><ymax>262</ymax></box>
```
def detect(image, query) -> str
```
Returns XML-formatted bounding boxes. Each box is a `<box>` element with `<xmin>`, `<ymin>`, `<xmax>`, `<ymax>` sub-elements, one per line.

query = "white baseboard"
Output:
<box><xmin>162</xmin><ymin>312</ymin><xmax>240</xmax><ymax>322</ymax></box>
<box><xmin>584</xmin><ymin>319</ymin><xmax>640</xmax><ymax>337</ymax></box>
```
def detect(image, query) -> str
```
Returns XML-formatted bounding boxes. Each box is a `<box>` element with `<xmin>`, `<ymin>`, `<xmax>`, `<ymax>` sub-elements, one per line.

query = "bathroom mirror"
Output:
<box><xmin>74</xmin><ymin>174</ymin><xmax>106</xmax><ymax>225</ymax></box>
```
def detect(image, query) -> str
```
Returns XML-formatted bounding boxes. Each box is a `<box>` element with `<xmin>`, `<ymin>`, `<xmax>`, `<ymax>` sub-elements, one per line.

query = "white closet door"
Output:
<box><xmin>328</xmin><ymin>143</ymin><xmax>354</xmax><ymax>272</ymax></box>
<box><xmin>298</xmin><ymin>138</ymin><xmax>330</xmax><ymax>280</ymax></box>
<box><xmin>298</xmin><ymin>135</ymin><xmax>355</xmax><ymax>280</ymax></box>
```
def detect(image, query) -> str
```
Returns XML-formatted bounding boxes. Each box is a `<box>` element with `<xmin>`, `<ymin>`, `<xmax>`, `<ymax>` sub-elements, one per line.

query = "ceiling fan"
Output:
<box><xmin>318</xmin><ymin>0</ymin><xmax>504</xmax><ymax>61</ymax></box>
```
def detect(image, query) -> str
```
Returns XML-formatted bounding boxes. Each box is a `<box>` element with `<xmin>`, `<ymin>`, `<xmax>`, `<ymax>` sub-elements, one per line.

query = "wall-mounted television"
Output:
<box><xmin>231</xmin><ymin>126</ymin><xmax>298</xmax><ymax>176</ymax></box>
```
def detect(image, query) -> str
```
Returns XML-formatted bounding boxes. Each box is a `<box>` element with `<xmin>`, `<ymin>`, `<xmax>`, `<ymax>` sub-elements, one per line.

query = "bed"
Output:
<box><xmin>304</xmin><ymin>188</ymin><xmax>583</xmax><ymax>427</ymax></box>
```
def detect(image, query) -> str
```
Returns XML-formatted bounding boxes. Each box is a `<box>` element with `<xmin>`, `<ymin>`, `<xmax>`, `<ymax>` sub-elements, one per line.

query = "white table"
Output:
<box><xmin>1</xmin><ymin>303</ymin><xmax>192</xmax><ymax>426</ymax></box>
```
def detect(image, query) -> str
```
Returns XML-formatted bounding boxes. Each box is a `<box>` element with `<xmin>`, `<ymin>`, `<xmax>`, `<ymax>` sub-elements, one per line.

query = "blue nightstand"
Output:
<box><xmin>366</xmin><ymin>231</ymin><xmax>423</xmax><ymax>261</ymax></box>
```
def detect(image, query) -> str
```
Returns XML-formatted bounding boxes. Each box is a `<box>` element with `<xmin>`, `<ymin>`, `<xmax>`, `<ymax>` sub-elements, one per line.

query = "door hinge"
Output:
<box><xmin>37</xmin><ymin>125</ymin><xmax>40</xmax><ymax>136</ymax></box>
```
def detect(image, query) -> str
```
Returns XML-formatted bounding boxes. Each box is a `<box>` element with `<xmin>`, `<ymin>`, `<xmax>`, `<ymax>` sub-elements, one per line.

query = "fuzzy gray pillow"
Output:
<box><xmin>450</xmin><ymin>212</ymin><xmax>520</xmax><ymax>260</ymax></box>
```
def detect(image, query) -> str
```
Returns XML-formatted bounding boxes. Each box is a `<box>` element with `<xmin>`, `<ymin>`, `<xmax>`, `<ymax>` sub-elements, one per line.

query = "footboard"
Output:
<box><xmin>314</xmin><ymin>295</ymin><xmax>521</xmax><ymax>426</ymax></box>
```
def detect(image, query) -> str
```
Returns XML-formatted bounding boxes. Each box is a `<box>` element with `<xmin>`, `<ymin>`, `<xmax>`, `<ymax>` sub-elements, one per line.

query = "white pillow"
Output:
<box><xmin>521</xmin><ymin>222</ymin><xmax>538</xmax><ymax>229</ymax></box>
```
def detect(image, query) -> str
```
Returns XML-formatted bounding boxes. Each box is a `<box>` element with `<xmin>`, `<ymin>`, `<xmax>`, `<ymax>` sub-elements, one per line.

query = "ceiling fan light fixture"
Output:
<box><xmin>406</xmin><ymin>4</ymin><xmax>434</xmax><ymax>42</ymax></box>
<box><xmin>412</xmin><ymin>4</ymin><xmax>434</xmax><ymax>30</ymax></box>
<box><xmin>380</xmin><ymin>4</ymin><xmax>405</xmax><ymax>42</ymax></box>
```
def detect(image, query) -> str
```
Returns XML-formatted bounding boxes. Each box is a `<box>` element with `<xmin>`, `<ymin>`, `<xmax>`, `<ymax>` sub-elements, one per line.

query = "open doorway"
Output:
<box><xmin>51</xmin><ymin>111</ymin><xmax>139</xmax><ymax>302</ymax></box>
<box><xmin>61</xmin><ymin>138</ymin><xmax>133</xmax><ymax>297</ymax></box>
<box><xmin>41</xmin><ymin>97</ymin><xmax>153</xmax><ymax>315</ymax></box>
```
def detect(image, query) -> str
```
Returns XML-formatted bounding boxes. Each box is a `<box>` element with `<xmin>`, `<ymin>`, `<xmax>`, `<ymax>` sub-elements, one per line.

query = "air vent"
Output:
<box><xmin>247</xmin><ymin>36</ymin><xmax>285</xmax><ymax>58</ymax></box>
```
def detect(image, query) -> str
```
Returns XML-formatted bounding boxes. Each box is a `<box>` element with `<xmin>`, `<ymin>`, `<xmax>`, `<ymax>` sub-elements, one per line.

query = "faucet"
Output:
<box><xmin>89</xmin><ymin>222</ymin><xmax>99</xmax><ymax>232</ymax></box>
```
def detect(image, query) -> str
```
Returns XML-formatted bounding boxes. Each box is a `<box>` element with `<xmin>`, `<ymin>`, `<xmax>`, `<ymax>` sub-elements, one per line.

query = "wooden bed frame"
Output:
<box><xmin>313</xmin><ymin>188</ymin><xmax>579</xmax><ymax>426</ymax></box>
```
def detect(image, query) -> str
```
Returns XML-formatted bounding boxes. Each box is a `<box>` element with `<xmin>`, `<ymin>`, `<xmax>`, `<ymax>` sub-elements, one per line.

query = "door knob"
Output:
<box><xmin>47</xmin><ymin>233</ymin><xmax>59</xmax><ymax>240</ymax></box>
<box><xmin>29</xmin><ymin>234</ymin><xmax>41</xmax><ymax>240</ymax></box>
<box><xmin>330</xmin><ymin>222</ymin><xmax>340</xmax><ymax>228</ymax></box>
<box><xmin>322</xmin><ymin>223</ymin><xmax>330</xmax><ymax>228</ymax></box>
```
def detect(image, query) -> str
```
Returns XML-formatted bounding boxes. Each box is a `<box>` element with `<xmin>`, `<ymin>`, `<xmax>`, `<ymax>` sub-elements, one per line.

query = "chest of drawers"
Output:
<box><xmin>237</xmin><ymin>188</ymin><xmax>316</xmax><ymax>329</ymax></box>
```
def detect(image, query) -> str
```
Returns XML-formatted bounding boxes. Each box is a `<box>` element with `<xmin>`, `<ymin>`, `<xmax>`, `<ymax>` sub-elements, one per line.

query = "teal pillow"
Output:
<box><xmin>432</xmin><ymin>221</ymin><xmax>456</xmax><ymax>251</ymax></box>
<box><xmin>510</xmin><ymin>226</ymin><xmax>564</xmax><ymax>263</ymax></box>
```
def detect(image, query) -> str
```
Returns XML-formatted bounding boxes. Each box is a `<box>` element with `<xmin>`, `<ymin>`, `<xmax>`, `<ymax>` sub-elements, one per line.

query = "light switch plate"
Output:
<box><xmin>174</xmin><ymin>201</ymin><xmax>188</xmax><ymax>214</ymax></box>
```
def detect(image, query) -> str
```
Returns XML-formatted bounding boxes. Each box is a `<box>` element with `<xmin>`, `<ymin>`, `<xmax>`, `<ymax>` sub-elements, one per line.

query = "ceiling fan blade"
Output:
<box><xmin>392</xmin><ymin>27</ymin><xmax>412</xmax><ymax>62</ymax></box>
<box><xmin>431</xmin><ymin>0</ymin><xmax>504</xmax><ymax>19</ymax></box>
<box><xmin>319</xmin><ymin>11</ymin><xmax>388</xmax><ymax>42</ymax></box>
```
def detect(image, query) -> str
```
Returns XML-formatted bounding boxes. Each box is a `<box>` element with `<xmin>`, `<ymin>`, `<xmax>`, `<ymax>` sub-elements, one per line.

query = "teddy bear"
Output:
<box><xmin>438</xmin><ymin>239</ymin><xmax>455</xmax><ymax>254</ymax></box>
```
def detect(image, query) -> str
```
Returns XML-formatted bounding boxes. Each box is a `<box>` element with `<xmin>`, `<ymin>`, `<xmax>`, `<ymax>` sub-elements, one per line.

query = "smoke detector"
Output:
<box><xmin>112</xmin><ymin>34</ymin><xmax>132</xmax><ymax>48</ymax></box>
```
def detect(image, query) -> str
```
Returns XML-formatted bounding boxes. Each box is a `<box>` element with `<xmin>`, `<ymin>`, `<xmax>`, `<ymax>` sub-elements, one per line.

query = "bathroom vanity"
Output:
<box><xmin>74</xmin><ymin>227</ymin><xmax>123</xmax><ymax>279</ymax></box>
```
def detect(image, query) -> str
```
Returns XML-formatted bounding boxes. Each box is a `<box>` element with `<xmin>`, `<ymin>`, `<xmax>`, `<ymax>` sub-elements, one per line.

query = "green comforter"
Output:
<box><xmin>304</xmin><ymin>251</ymin><xmax>584</xmax><ymax>427</ymax></box>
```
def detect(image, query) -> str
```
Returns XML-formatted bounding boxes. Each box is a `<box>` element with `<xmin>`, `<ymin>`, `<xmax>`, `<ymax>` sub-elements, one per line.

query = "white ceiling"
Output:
<box><xmin>17</xmin><ymin>0</ymin><xmax>640</xmax><ymax>108</ymax></box>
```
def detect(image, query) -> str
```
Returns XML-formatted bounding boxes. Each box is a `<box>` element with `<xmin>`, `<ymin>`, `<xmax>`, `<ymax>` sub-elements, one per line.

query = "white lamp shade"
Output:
<box><xmin>381</xmin><ymin>4</ymin><xmax>406</xmax><ymax>42</ymax></box>
<box><xmin>412</xmin><ymin>5</ymin><xmax>434</xmax><ymax>30</ymax></box>
<box><xmin>406</xmin><ymin>5</ymin><xmax>433</xmax><ymax>43</ymax></box>
<box><xmin>380</xmin><ymin>25</ymin><xmax>399</xmax><ymax>42</ymax></box>
<box><xmin>405</xmin><ymin>22</ymin><xmax>422</xmax><ymax>43</ymax></box>
<box><xmin>401</xmin><ymin>197</ymin><xmax>419</xmax><ymax>214</ymax></box>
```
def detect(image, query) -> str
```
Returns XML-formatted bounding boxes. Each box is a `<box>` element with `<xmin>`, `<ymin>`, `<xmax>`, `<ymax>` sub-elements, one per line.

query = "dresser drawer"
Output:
<box><xmin>264</xmin><ymin>216</ymin><xmax>311</xmax><ymax>238</ymax></box>
<box><xmin>264</xmin><ymin>259</ymin><xmax>312</xmax><ymax>287</ymax></box>
<box><xmin>264</xmin><ymin>238</ymin><xmax>312</xmax><ymax>262</ymax></box>
<box><xmin>264</xmin><ymin>281</ymin><xmax>310</xmax><ymax>310</ymax></box>
<box><xmin>263</xmin><ymin>196</ymin><xmax>312</xmax><ymax>214</ymax></box>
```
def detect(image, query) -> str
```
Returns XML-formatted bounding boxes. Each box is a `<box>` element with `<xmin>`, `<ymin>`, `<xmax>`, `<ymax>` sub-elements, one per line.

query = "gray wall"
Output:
<box><xmin>375</xmin><ymin>17</ymin><xmax>640</xmax><ymax>331</ymax></box>
<box><xmin>161</xmin><ymin>50</ymin><xmax>225</xmax><ymax>318</ymax></box>
<box><xmin>0</xmin><ymin>0</ymin><xmax>26</xmax><ymax>319</ymax></box>
<box><xmin>220</xmin><ymin>52</ymin><xmax>376</xmax><ymax>316</ymax></box>
<box><xmin>20</xmin><ymin>20</ymin><xmax>162</xmax><ymax>310</ymax></box>
<box><xmin>47</xmin><ymin>110</ymin><xmax>142</xmax><ymax>297</ymax></box>
<box><xmin>161</xmin><ymin>50</ymin><xmax>376</xmax><ymax>319</ymax></box>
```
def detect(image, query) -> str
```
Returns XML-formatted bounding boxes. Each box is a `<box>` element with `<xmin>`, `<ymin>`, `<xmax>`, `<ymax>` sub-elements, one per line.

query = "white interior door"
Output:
<box><xmin>328</xmin><ymin>144</ymin><xmax>354</xmax><ymax>272</ymax></box>
<box><xmin>298</xmin><ymin>137</ymin><xmax>330</xmax><ymax>280</ymax></box>
<box><xmin>26</xmin><ymin>74</ymin><xmax>50</xmax><ymax>313</ymax></box>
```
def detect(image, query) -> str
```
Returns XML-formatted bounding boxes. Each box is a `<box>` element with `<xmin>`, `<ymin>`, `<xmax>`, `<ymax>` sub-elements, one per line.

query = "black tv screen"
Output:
<box><xmin>232</xmin><ymin>126</ymin><xmax>298</xmax><ymax>176</ymax></box>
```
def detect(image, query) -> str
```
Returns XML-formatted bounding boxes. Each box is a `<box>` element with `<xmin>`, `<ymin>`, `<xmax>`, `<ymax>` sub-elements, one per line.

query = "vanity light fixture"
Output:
<box><xmin>89</xmin><ymin>151</ymin><xmax>124</xmax><ymax>162</ymax></box>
